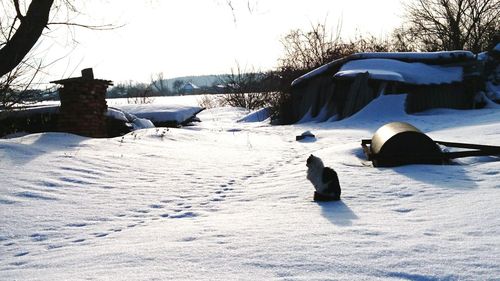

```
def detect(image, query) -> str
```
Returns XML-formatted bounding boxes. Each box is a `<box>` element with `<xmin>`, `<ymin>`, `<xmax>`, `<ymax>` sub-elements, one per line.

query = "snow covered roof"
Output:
<box><xmin>182</xmin><ymin>82</ymin><xmax>200</xmax><ymax>90</ymax></box>
<box><xmin>291</xmin><ymin>51</ymin><xmax>475</xmax><ymax>87</ymax></box>
<box><xmin>335</xmin><ymin>69</ymin><xmax>405</xmax><ymax>82</ymax></box>
<box><xmin>334</xmin><ymin>59</ymin><xmax>463</xmax><ymax>85</ymax></box>
<box><xmin>291</xmin><ymin>59</ymin><xmax>344</xmax><ymax>87</ymax></box>
<box><xmin>347</xmin><ymin>51</ymin><xmax>474</xmax><ymax>62</ymax></box>
<box><xmin>116</xmin><ymin>104</ymin><xmax>204</xmax><ymax>124</ymax></box>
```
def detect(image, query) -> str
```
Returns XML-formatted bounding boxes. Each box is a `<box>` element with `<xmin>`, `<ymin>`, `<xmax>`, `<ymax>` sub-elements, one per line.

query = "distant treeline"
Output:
<box><xmin>106</xmin><ymin>71</ymin><xmax>283</xmax><ymax>99</ymax></box>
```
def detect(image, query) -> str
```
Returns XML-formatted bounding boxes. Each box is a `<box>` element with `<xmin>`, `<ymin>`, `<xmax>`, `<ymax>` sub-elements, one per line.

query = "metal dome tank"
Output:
<box><xmin>370</xmin><ymin>122</ymin><xmax>443</xmax><ymax>167</ymax></box>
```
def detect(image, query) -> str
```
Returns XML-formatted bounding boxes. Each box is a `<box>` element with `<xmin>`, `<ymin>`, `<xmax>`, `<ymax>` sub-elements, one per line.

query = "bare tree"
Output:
<box><xmin>277</xmin><ymin>21</ymin><xmax>394</xmax><ymax>75</ymax></box>
<box><xmin>150</xmin><ymin>72</ymin><xmax>170</xmax><ymax>96</ymax></box>
<box><xmin>172</xmin><ymin>79</ymin><xmax>184</xmax><ymax>95</ymax></box>
<box><xmin>218</xmin><ymin>63</ymin><xmax>275</xmax><ymax>110</ymax></box>
<box><xmin>0</xmin><ymin>0</ymin><xmax>120</xmax><ymax>108</ymax></box>
<box><xmin>401</xmin><ymin>0</ymin><xmax>500</xmax><ymax>52</ymax></box>
<box><xmin>0</xmin><ymin>0</ymin><xmax>120</xmax><ymax>78</ymax></box>
<box><xmin>278</xmin><ymin>22</ymin><xmax>344</xmax><ymax>72</ymax></box>
<box><xmin>0</xmin><ymin>0</ymin><xmax>54</xmax><ymax>78</ymax></box>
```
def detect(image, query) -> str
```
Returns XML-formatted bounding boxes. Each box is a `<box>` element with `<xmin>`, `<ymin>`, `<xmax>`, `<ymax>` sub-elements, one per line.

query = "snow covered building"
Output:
<box><xmin>289</xmin><ymin>51</ymin><xmax>489</xmax><ymax>124</ymax></box>
<box><xmin>180</xmin><ymin>82</ymin><xmax>201</xmax><ymax>95</ymax></box>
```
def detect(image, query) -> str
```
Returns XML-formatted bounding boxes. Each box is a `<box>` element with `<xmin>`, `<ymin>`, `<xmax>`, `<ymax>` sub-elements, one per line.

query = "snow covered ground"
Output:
<box><xmin>1</xmin><ymin>95</ymin><xmax>499</xmax><ymax>280</ymax></box>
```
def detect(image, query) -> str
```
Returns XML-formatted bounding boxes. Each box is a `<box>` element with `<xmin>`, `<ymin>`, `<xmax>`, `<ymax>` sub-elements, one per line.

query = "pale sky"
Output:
<box><xmin>39</xmin><ymin>0</ymin><xmax>403</xmax><ymax>84</ymax></box>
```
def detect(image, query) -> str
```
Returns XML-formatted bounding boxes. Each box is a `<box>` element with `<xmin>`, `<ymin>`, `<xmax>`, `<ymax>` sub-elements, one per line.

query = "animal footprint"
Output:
<box><xmin>393</xmin><ymin>208</ymin><xmax>414</xmax><ymax>213</ymax></box>
<box><xmin>66</xmin><ymin>222</ymin><xmax>87</xmax><ymax>227</ymax></box>
<box><xmin>169</xmin><ymin>211</ymin><xmax>197</xmax><ymax>219</ymax></box>
<box><xmin>149</xmin><ymin>204</ymin><xmax>164</xmax><ymax>209</ymax></box>
<box><xmin>14</xmin><ymin>251</ymin><xmax>29</xmax><ymax>257</ymax></box>
<box><xmin>30</xmin><ymin>233</ymin><xmax>48</xmax><ymax>242</ymax></box>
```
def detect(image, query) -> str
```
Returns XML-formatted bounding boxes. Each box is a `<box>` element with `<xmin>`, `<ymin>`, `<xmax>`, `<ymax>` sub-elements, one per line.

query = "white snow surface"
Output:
<box><xmin>291</xmin><ymin>51</ymin><xmax>473</xmax><ymax>86</ymax></box>
<box><xmin>237</xmin><ymin>108</ymin><xmax>271</xmax><ymax>123</ymax></box>
<box><xmin>107</xmin><ymin>96</ymin><xmax>203</xmax><ymax>124</ymax></box>
<box><xmin>106</xmin><ymin>107</ymin><xmax>155</xmax><ymax>130</ymax></box>
<box><xmin>113</xmin><ymin>104</ymin><xmax>203</xmax><ymax>124</ymax></box>
<box><xmin>336</xmin><ymin>59</ymin><xmax>463</xmax><ymax>85</ymax></box>
<box><xmin>1</xmin><ymin>95</ymin><xmax>500</xmax><ymax>280</ymax></box>
<box><xmin>334</xmin><ymin>69</ymin><xmax>405</xmax><ymax>82</ymax></box>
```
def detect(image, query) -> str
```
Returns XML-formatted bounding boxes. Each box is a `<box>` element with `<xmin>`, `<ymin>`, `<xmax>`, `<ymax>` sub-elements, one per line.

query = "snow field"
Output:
<box><xmin>1</xmin><ymin>96</ymin><xmax>499</xmax><ymax>280</ymax></box>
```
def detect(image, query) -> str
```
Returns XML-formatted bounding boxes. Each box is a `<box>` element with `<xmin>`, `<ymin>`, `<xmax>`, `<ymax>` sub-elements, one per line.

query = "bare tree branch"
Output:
<box><xmin>13</xmin><ymin>0</ymin><xmax>24</xmax><ymax>20</ymax></box>
<box><xmin>48</xmin><ymin>21</ymin><xmax>124</xmax><ymax>30</ymax></box>
<box><xmin>0</xmin><ymin>0</ymin><xmax>54</xmax><ymax>78</ymax></box>
<box><xmin>401</xmin><ymin>0</ymin><xmax>500</xmax><ymax>52</ymax></box>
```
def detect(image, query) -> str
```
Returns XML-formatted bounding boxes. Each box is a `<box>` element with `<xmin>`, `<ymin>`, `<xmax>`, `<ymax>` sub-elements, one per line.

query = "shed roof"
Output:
<box><xmin>334</xmin><ymin>58</ymin><xmax>463</xmax><ymax>85</ymax></box>
<box><xmin>182</xmin><ymin>82</ymin><xmax>200</xmax><ymax>90</ymax></box>
<box><xmin>347</xmin><ymin>51</ymin><xmax>474</xmax><ymax>62</ymax></box>
<box><xmin>291</xmin><ymin>51</ymin><xmax>475</xmax><ymax>87</ymax></box>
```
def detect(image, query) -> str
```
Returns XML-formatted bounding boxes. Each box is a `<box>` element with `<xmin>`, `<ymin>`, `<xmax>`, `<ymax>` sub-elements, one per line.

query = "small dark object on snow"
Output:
<box><xmin>306</xmin><ymin>155</ymin><xmax>341</xmax><ymax>202</ymax></box>
<box><xmin>296</xmin><ymin>130</ymin><xmax>316</xmax><ymax>141</ymax></box>
<box><xmin>313</xmin><ymin>191</ymin><xmax>340</xmax><ymax>201</ymax></box>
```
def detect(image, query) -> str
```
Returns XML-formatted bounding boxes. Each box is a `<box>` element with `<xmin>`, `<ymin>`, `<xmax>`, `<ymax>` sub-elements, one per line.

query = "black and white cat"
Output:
<box><xmin>306</xmin><ymin>154</ymin><xmax>341</xmax><ymax>201</ymax></box>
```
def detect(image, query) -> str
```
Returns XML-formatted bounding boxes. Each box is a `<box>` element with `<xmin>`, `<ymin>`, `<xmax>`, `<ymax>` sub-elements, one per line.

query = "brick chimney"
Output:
<box><xmin>52</xmin><ymin>68</ymin><xmax>113</xmax><ymax>138</ymax></box>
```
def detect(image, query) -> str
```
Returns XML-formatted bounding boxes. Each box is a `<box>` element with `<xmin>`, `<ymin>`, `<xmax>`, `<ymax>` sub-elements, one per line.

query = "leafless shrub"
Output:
<box><xmin>278</xmin><ymin>22</ymin><xmax>343</xmax><ymax>71</ymax></box>
<box><xmin>219</xmin><ymin>92</ymin><xmax>274</xmax><ymax>110</ymax></box>
<box><xmin>217</xmin><ymin>63</ymin><xmax>277</xmax><ymax>110</ymax></box>
<box><xmin>150</xmin><ymin>72</ymin><xmax>171</xmax><ymax>96</ymax></box>
<box><xmin>197</xmin><ymin>94</ymin><xmax>221</xmax><ymax>109</ymax></box>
